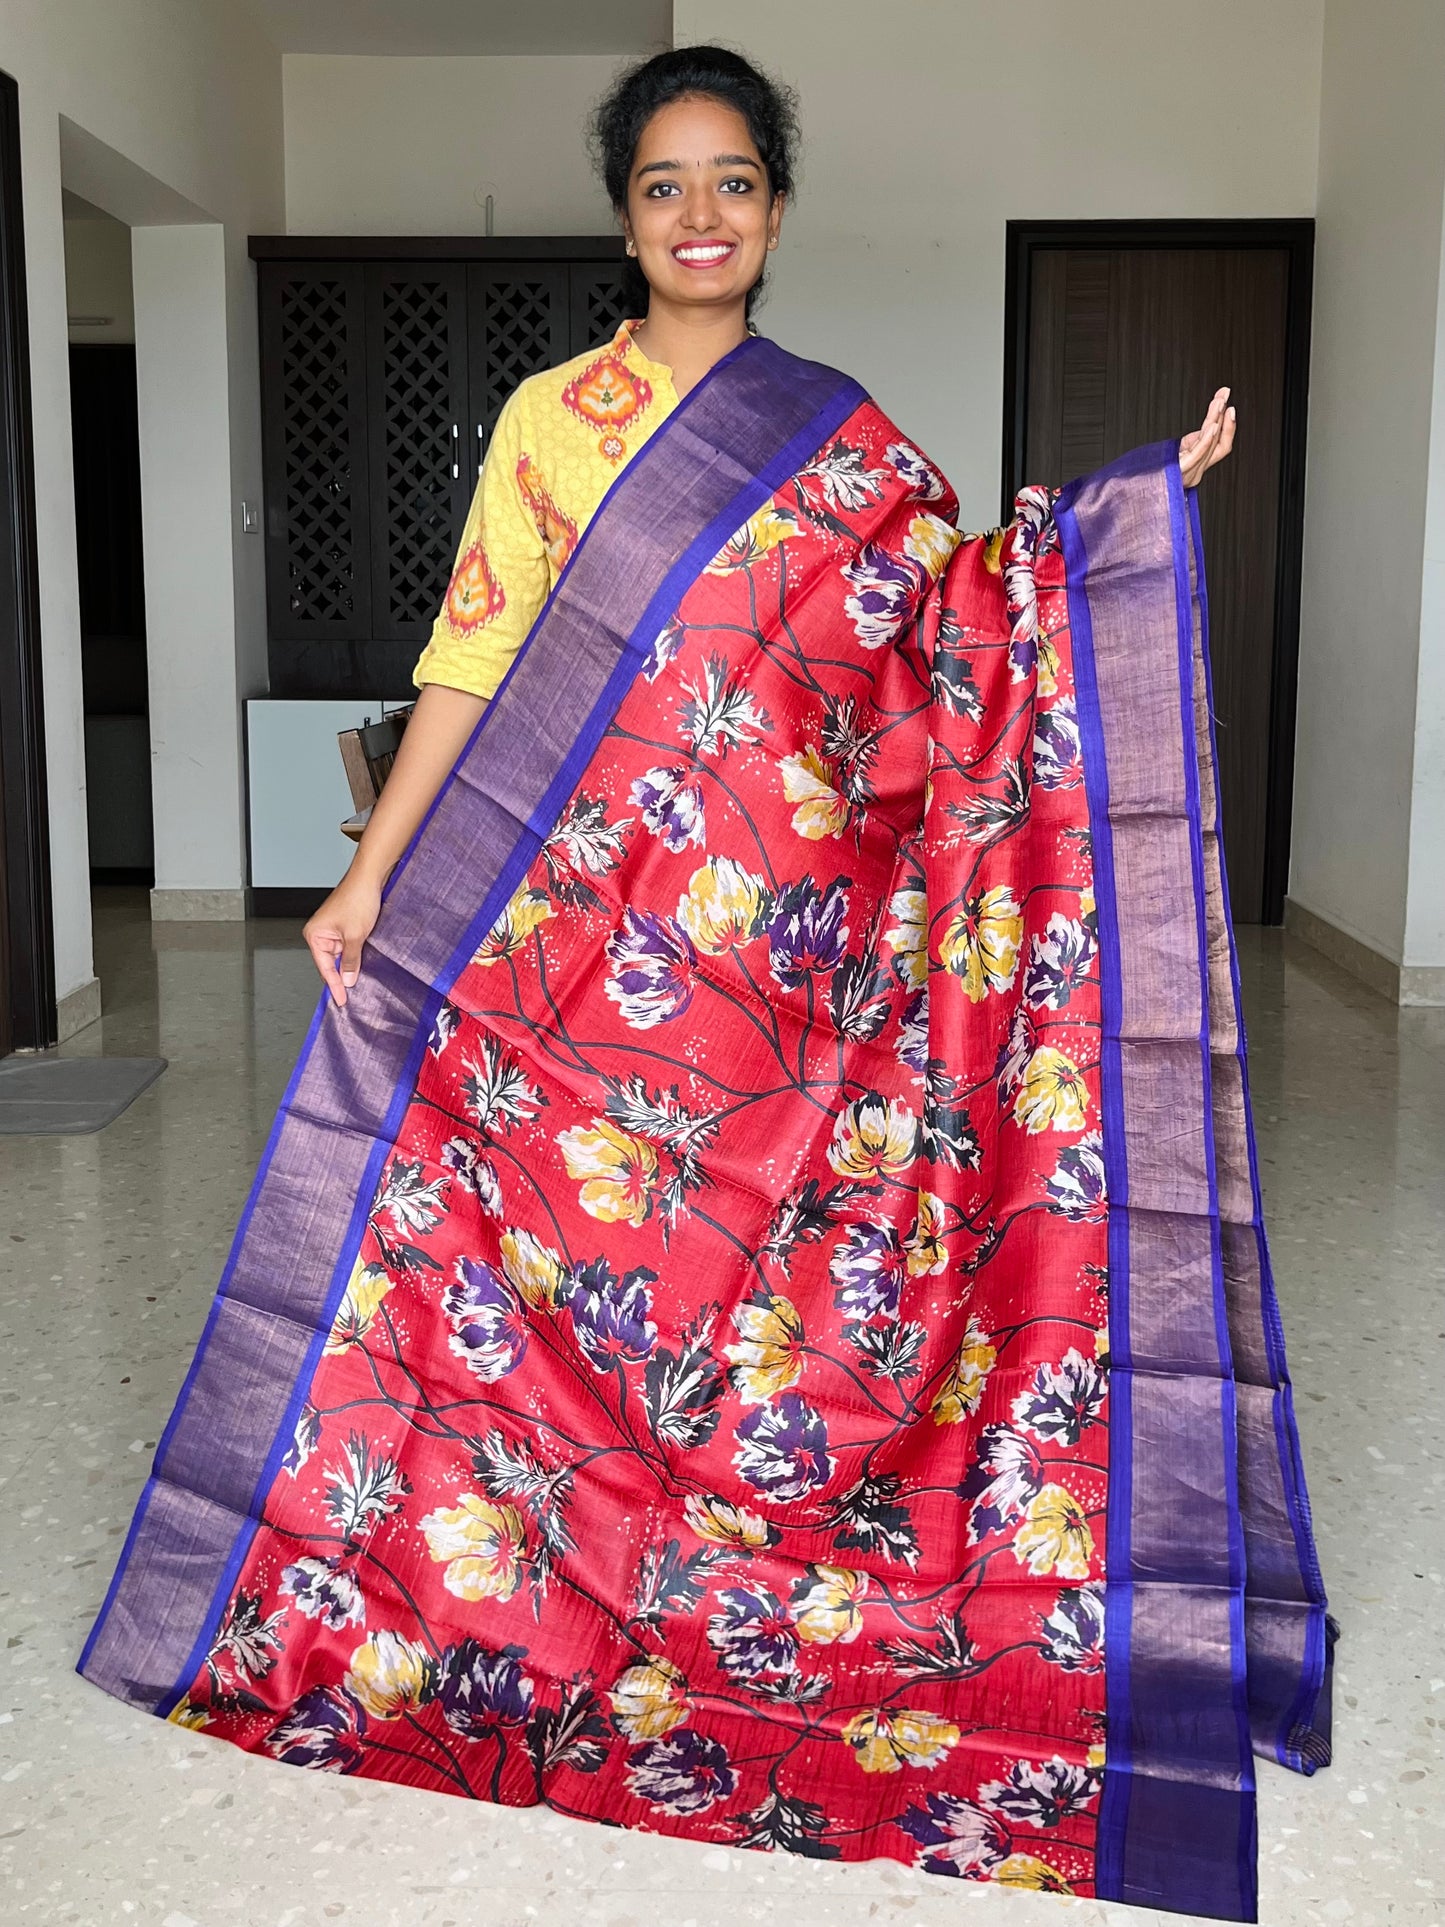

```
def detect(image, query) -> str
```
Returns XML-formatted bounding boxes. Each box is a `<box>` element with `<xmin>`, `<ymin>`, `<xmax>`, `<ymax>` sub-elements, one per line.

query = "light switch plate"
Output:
<box><xmin>241</xmin><ymin>500</ymin><xmax>260</xmax><ymax>533</ymax></box>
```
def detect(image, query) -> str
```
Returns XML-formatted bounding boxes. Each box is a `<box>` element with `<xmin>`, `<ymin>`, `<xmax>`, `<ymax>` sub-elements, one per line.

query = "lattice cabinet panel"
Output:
<box><xmin>259</xmin><ymin>264</ymin><xmax>371</xmax><ymax>642</ymax></box>
<box><xmin>569</xmin><ymin>265</ymin><xmax>630</xmax><ymax>354</ymax></box>
<box><xmin>466</xmin><ymin>264</ymin><xmax>569</xmax><ymax>469</ymax></box>
<box><xmin>364</xmin><ymin>266</ymin><xmax>471</xmax><ymax>641</ymax></box>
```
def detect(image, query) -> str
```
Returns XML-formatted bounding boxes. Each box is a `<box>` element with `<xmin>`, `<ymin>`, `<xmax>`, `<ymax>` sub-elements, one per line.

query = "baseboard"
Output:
<box><xmin>247</xmin><ymin>886</ymin><xmax>328</xmax><ymax>919</ymax></box>
<box><xmin>1283</xmin><ymin>898</ymin><xmax>1445</xmax><ymax>1006</ymax></box>
<box><xmin>149</xmin><ymin>887</ymin><xmax>247</xmax><ymax>923</ymax></box>
<box><xmin>56</xmin><ymin>975</ymin><xmax>102</xmax><ymax>1042</ymax></box>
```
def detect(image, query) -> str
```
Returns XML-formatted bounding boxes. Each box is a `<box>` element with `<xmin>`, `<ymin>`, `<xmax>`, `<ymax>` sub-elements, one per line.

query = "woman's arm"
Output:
<box><xmin>302</xmin><ymin>680</ymin><xmax>486</xmax><ymax>1006</ymax></box>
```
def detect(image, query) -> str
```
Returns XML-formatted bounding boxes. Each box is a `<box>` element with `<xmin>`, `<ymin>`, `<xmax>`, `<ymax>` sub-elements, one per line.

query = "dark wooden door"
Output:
<box><xmin>363</xmin><ymin>263</ymin><xmax>471</xmax><ymax>646</ymax></box>
<box><xmin>465</xmin><ymin>263</ymin><xmax>569</xmax><ymax>479</ymax></box>
<box><xmin>1011</xmin><ymin>228</ymin><xmax>1312</xmax><ymax>923</ymax></box>
<box><xmin>569</xmin><ymin>262</ymin><xmax>629</xmax><ymax>355</ymax></box>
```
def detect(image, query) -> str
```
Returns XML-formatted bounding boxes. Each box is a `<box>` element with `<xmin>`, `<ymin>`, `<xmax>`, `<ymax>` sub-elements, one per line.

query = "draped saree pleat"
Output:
<box><xmin>79</xmin><ymin>339</ymin><xmax>1330</xmax><ymax>1921</ymax></box>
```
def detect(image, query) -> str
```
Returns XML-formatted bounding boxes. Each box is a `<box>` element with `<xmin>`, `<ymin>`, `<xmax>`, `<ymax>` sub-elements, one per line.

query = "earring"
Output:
<box><xmin>625</xmin><ymin>240</ymin><xmax>636</xmax><ymax>256</ymax></box>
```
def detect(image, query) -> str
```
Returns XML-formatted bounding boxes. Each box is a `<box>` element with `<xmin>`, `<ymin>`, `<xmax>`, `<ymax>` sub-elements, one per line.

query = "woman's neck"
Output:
<box><xmin>631</xmin><ymin>300</ymin><xmax>750</xmax><ymax>398</ymax></box>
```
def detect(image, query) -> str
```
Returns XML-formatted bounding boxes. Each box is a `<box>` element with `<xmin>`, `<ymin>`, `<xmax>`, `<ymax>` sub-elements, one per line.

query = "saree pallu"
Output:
<box><xmin>79</xmin><ymin>337</ymin><xmax>1331</xmax><ymax>1921</ymax></box>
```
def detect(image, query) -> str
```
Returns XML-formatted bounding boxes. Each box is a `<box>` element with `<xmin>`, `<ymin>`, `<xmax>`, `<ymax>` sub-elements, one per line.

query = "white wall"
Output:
<box><xmin>284</xmin><ymin>54</ymin><xmax>627</xmax><ymax>236</ymax></box>
<box><xmin>63</xmin><ymin>208</ymin><xmax>134</xmax><ymax>343</ymax></box>
<box><xmin>1291</xmin><ymin>0</ymin><xmax>1445</xmax><ymax>974</ymax></box>
<box><xmin>1</xmin><ymin>0</ymin><xmax>283</xmax><ymax>1007</ymax></box>
<box><xmin>1404</xmin><ymin>183</ymin><xmax>1445</xmax><ymax>974</ymax></box>
<box><xmin>674</xmin><ymin>0</ymin><xmax>1324</xmax><ymax>522</ymax></box>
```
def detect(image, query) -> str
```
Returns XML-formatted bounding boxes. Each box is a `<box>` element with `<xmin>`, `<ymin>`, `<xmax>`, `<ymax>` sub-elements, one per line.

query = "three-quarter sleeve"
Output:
<box><xmin>412</xmin><ymin>388</ymin><xmax>550</xmax><ymax>701</ymax></box>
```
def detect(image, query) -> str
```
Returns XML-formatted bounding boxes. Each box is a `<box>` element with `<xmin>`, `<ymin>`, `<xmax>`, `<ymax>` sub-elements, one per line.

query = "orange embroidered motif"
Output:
<box><xmin>445</xmin><ymin>538</ymin><xmax>506</xmax><ymax>633</ymax></box>
<box><xmin>561</xmin><ymin>351</ymin><xmax>653</xmax><ymax>464</ymax></box>
<box><xmin>516</xmin><ymin>452</ymin><xmax>579</xmax><ymax>573</ymax></box>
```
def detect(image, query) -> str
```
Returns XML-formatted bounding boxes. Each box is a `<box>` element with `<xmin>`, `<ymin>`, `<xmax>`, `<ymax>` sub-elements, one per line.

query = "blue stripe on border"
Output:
<box><xmin>1054</xmin><ymin>482</ymin><xmax>1135</xmax><ymax>1899</ymax></box>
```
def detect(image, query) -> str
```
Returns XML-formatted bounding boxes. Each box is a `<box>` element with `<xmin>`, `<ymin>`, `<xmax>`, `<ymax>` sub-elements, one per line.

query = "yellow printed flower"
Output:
<box><xmin>706</xmin><ymin>501</ymin><xmax>799</xmax><ymax>572</ymax></box>
<box><xmin>166</xmin><ymin>1698</ymin><xmax>211</xmax><ymax>1731</ymax></box>
<box><xmin>499</xmin><ymin>1227</ymin><xmax>567</xmax><ymax>1310</ymax></box>
<box><xmin>780</xmin><ymin>745</ymin><xmax>850</xmax><ymax>840</ymax></box>
<box><xmin>1012</xmin><ymin>1046</ymin><xmax>1088</xmax><ymax>1135</ymax></box>
<box><xmin>474</xmin><ymin>885</ymin><xmax>553</xmax><ymax>967</ymax></box>
<box><xmin>609</xmin><ymin>1656</ymin><xmax>690</xmax><ymax>1740</ymax></box>
<box><xmin>905</xmin><ymin>512</ymin><xmax>962</xmax><ymax>580</ymax></box>
<box><xmin>884</xmin><ymin>885</ymin><xmax>929</xmax><ymax>991</ymax></box>
<box><xmin>420</xmin><ymin>1492</ymin><xmax>527</xmax><ymax>1601</ymax></box>
<box><xmin>982</xmin><ymin>528</ymin><xmax>1005</xmax><ymax>575</ymax></box>
<box><xmin>556</xmin><ymin>1118</ymin><xmax>659</xmax><ymax>1226</ymax></box>
<box><xmin>904</xmin><ymin>1190</ymin><xmax>948</xmax><ymax>1276</ymax></box>
<box><xmin>324</xmin><ymin>1257</ymin><xmax>392</xmax><ymax>1355</ymax></box>
<box><xmin>1013</xmin><ymin>1484</ymin><xmax>1095</xmax><ymax>1579</ymax></box>
<box><xmin>791</xmin><ymin>1565</ymin><xmax>867</xmax><ymax>1645</ymax></box>
<box><xmin>998</xmin><ymin>1855</ymin><xmax>1073</xmax><ymax>1895</ymax></box>
<box><xmin>931</xmin><ymin>1317</ymin><xmax>997</xmax><ymax>1424</ymax></box>
<box><xmin>938</xmin><ymin>887</ymin><xmax>1023</xmax><ymax>1002</ymax></box>
<box><xmin>1088</xmin><ymin>1741</ymin><xmax>1107</xmax><ymax>1769</ymax></box>
<box><xmin>827</xmin><ymin>1091</ymin><xmax>919</xmax><ymax>1181</ymax></box>
<box><xmin>684</xmin><ymin>1493</ymin><xmax>780</xmax><ymax>1552</ymax></box>
<box><xmin>344</xmin><ymin>1629</ymin><xmax>435</xmax><ymax>1718</ymax></box>
<box><xmin>841</xmin><ymin>1707</ymin><xmax>960</xmax><ymax>1773</ymax></box>
<box><xmin>1080</xmin><ymin>883</ymin><xmax>1096</xmax><ymax>923</ymax></box>
<box><xmin>1037</xmin><ymin>632</ymin><xmax>1060</xmax><ymax>699</ymax></box>
<box><xmin>724</xmin><ymin>1292</ymin><xmax>805</xmax><ymax>1402</ymax></box>
<box><xmin>676</xmin><ymin>856</ymin><xmax>769</xmax><ymax>954</ymax></box>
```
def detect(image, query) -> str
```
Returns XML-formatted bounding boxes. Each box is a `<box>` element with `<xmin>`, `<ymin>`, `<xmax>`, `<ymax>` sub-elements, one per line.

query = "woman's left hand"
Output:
<box><xmin>1180</xmin><ymin>386</ymin><xmax>1236</xmax><ymax>488</ymax></box>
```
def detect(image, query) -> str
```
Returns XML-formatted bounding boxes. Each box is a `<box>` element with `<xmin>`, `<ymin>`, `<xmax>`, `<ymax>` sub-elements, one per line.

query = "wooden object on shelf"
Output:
<box><xmin>337</xmin><ymin>705</ymin><xmax>413</xmax><ymax>836</ymax></box>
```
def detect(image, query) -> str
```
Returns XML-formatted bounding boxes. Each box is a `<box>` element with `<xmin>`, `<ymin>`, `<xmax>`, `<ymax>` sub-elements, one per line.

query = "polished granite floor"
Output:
<box><xmin>1</xmin><ymin>888</ymin><xmax>1441</xmax><ymax>1927</ymax></box>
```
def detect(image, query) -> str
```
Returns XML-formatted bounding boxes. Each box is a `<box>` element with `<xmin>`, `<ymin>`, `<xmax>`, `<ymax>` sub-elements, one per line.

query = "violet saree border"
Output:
<box><xmin>77</xmin><ymin>336</ymin><xmax>867</xmax><ymax>1715</ymax></box>
<box><xmin>1058</xmin><ymin>444</ymin><xmax>1258</xmax><ymax>1923</ymax></box>
<box><xmin>1185</xmin><ymin>486</ymin><xmax>1333</xmax><ymax>1774</ymax></box>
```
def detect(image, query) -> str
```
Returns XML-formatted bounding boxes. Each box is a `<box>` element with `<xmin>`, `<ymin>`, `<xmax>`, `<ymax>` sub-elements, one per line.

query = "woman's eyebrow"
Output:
<box><xmin>635</xmin><ymin>154</ymin><xmax>762</xmax><ymax>177</ymax></box>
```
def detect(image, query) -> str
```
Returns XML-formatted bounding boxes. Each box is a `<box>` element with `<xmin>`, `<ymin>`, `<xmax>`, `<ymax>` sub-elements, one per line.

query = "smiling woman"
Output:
<box><xmin>79</xmin><ymin>43</ymin><xmax>1321</xmax><ymax>1926</ymax></box>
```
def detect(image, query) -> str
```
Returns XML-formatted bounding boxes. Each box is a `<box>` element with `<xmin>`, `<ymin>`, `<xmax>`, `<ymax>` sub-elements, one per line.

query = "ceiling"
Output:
<box><xmin>244</xmin><ymin>0</ymin><xmax>672</xmax><ymax>56</ymax></box>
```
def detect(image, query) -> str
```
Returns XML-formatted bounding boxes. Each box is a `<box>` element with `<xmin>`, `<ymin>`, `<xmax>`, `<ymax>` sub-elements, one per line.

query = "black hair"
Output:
<box><xmin>590</xmin><ymin>45</ymin><xmax>800</xmax><ymax>319</ymax></box>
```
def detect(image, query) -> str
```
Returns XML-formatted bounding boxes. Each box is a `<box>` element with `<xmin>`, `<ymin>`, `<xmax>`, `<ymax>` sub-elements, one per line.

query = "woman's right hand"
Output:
<box><xmin>304</xmin><ymin>869</ymin><xmax>383</xmax><ymax>1007</ymax></box>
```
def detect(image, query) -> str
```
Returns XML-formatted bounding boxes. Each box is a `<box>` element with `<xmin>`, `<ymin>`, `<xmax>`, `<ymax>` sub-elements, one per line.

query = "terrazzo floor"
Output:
<box><xmin>1</xmin><ymin>888</ymin><xmax>1442</xmax><ymax>1927</ymax></box>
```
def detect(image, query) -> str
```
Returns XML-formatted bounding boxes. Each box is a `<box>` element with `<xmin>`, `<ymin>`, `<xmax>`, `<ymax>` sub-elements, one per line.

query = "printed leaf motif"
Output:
<box><xmin>643</xmin><ymin>1305</ymin><xmax>726</xmax><ymax>1448</ymax></box>
<box><xmin>323</xmin><ymin>1432</ymin><xmax>413</xmax><ymax>1547</ymax></box>
<box><xmin>526</xmin><ymin>1679</ymin><xmax>610</xmax><ymax>1776</ymax></box>
<box><xmin>727</xmin><ymin>1789</ymin><xmax>842</xmax><ymax>1858</ymax></box>
<box><xmin>823</xmin><ymin>1473</ymin><xmax>920</xmax><ymax>1568</ymax></box>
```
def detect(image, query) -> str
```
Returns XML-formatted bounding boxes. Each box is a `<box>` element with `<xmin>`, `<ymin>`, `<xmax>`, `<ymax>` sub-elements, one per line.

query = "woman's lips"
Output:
<box><xmin>670</xmin><ymin>241</ymin><xmax>738</xmax><ymax>270</ymax></box>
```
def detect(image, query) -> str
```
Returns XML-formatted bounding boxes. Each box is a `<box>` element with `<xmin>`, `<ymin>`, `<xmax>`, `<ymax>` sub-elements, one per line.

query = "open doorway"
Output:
<box><xmin>63</xmin><ymin>194</ymin><xmax>153</xmax><ymax>890</ymax></box>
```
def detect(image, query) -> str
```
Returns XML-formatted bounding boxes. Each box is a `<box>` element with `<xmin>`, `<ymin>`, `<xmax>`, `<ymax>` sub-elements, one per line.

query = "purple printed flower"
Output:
<box><xmin>842</xmin><ymin>542</ymin><xmax>926</xmax><ymax>649</ymax></box>
<box><xmin>885</xmin><ymin>439</ymin><xmax>948</xmax><ymax>502</ymax></box>
<box><xmin>604</xmin><ymin>907</ymin><xmax>697</xmax><ymax>1029</ymax></box>
<box><xmin>436</xmin><ymin>1639</ymin><xmax>535</xmax><ymax>1737</ymax></box>
<box><xmin>1039</xmin><ymin>1584</ymin><xmax>1105</xmax><ymax>1673</ymax></box>
<box><xmin>642</xmin><ymin>616</ymin><xmax>685</xmax><ymax>682</ymax></box>
<box><xmin>980</xmin><ymin>1755</ymin><xmax>1103</xmax><ymax>1829</ymax></box>
<box><xmin>1032</xmin><ymin>699</ymin><xmax>1082</xmax><ymax>790</ymax></box>
<box><xmin>566</xmin><ymin>1257</ymin><xmax>657</xmax><ymax>1370</ymax></box>
<box><xmin>1044</xmin><ymin>1132</ymin><xmax>1107</xmax><ymax>1223</ymax></box>
<box><xmin>767</xmin><ymin>877</ymin><xmax>851</xmax><ymax>991</ymax></box>
<box><xmin>706</xmin><ymin>1584</ymin><xmax>800</xmax><ymax>1681</ymax></box>
<box><xmin>894</xmin><ymin>1793</ymin><xmax>1009</xmax><ymax>1878</ymax></box>
<box><xmin>428</xmin><ymin>1000</ymin><xmax>461</xmax><ymax>1057</ymax></box>
<box><xmin>278</xmin><ymin>1555</ymin><xmax>364</xmax><ymax>1631</ymax></box>
<box><xmin>829</xmin><ymin>1222</ymin><xmax>907</xmax><ymax>1321</ymax></box>
<box><xmin>994</xmin><ymin>1004</ymin><xmax>1037</xmax><ymax>1100</ymax></box>
<box><xmin>1012</xmin><ymin>1349</ymin><xmax>1107</xmax><ymax>1447</ymax></box>
<box><xmin>631</xmin><ymin>765</ymin><xmax>705</xmax><ymax>852</ymax></box>
<box><xmin>959</xmin><ymin>1423</ymin><xmax>1045</xmax><ymax>1543</ymax></box>
<box><xmin>896</xmin><ymin>989</ymin><xmax>929</xmax><ymax>1074</ymax></box>
<box><xmin>1009</xmin><ymin>630</ymin><xmax>1039</xmax><ymax>683</ymax></box>
<box><xmin>1024</xmin><ymin>914</ymin><xmax>1097</xmax><ymax>1010</ymax></box>
<box><xmin>444</xmin><ymin>1256</ymin><xmax>528</xmax><ymax>1383</ymax></box>
<box><xmin>281</xmin><ymin>1401</ymin><xmax>321</xmax><ymax>1477</ymax></box>
<box><xmin>265</xmin><ymin>1685</ymin><xmax>366</xmax><ymax>1773</ymax></box>
<box><xmin>734</xmin><ymin>1389</ymin><xmax>833</xmax><ymax>1501</ymax></box>
<box><xmin>625</xmin><ymin>1726</ymin><xmax>738</xmax><ymax>1815</ymax></box>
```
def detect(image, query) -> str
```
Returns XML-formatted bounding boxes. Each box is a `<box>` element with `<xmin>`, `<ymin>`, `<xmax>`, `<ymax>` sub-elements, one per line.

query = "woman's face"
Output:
<box><xmin>622</xmin><ymin>94</ymin><xmax>783</xmax><ymax>317</ymax></box>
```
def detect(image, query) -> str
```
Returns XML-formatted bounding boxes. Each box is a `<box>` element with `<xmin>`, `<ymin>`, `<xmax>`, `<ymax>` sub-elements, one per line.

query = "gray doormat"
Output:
<box><xmin>0</xmin><ymin>1054</ymin><xmax>168</xmax><ymax>1134</ymax></box>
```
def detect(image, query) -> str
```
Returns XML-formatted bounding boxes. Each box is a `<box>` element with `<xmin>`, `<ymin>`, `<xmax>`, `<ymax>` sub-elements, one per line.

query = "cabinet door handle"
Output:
<box><xmin>477</xmin><ymin>422</ymin><xmax>484</xmax><ymax>477</ymax></box>
<box><xmin>451</xmin><ymin>421</ymin><xmax>460</xmax><ymax>480</ymax></box>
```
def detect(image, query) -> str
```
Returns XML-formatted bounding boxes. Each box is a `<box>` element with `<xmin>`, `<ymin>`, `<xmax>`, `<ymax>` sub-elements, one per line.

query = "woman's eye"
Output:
<box><xmin>645</xmin><ymin>181</ymin><xmax>680</xmax><ymax>197</ymax></box>
<box><xmin>720</xmin><ymin>177</ymin><xmax>754</xmax><ymax>194</ymax></box>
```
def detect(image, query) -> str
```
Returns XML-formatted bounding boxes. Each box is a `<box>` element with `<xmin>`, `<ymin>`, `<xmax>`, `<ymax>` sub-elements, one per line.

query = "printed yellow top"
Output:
<box><xmin>412</xmin><ymin>317</ymin><xmax>679</xmax><ymax>700</ymax></box>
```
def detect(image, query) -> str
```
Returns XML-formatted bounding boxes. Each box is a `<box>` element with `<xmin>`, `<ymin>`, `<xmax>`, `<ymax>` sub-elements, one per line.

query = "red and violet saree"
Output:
<box><xmin>80</xmin><ymin>336</ymin><xmax>1332</xmax><ymax>1920</ymax></box>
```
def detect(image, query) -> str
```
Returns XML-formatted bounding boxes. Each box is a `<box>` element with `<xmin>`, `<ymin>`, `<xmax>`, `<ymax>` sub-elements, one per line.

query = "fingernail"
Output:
<box><xmin>341</xmin><ymin>972</ymin><xmax>358</xmax><ymax>986</ymax></box>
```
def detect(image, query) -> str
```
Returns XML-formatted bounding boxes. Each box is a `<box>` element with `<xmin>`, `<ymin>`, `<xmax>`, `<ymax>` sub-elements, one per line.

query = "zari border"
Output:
<box><xmin>78</xmin><ymin>337</ymin><xmax>868</xmax><ymax>1716</ymax></box>
<box><xmin>1058</xmin><ymin>445</ymin><xmax>1257</xmax><ymax>1922</ymax></box>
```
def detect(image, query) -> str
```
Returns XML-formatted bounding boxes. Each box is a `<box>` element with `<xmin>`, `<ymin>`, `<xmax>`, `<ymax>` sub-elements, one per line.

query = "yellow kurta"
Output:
<box><xmin>412</xmin><ymin>317</ymin><xmax>679</xmax><ymax>701</ymax></box>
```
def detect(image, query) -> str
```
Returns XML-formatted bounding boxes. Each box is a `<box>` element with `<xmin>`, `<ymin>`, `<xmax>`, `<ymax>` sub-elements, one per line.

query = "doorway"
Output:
<box><xmin>1003</xmin><ymin>219</ymin><xmax>1314</xmax><ymax>924</ymax></box>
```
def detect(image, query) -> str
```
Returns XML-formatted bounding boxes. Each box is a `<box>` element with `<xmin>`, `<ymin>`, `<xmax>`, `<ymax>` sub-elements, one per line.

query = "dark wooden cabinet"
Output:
<box><xmin>252</xmin><ymin>237</ymin><xmax>627</xmax><ymax>695</ymax></box>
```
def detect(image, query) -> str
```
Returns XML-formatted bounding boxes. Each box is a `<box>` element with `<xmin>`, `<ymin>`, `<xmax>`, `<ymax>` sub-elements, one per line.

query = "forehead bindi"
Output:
<box><xmin>631</xmin><ymin>99</ymin><xmax>763</xmax><ymax>179</ymax></box>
